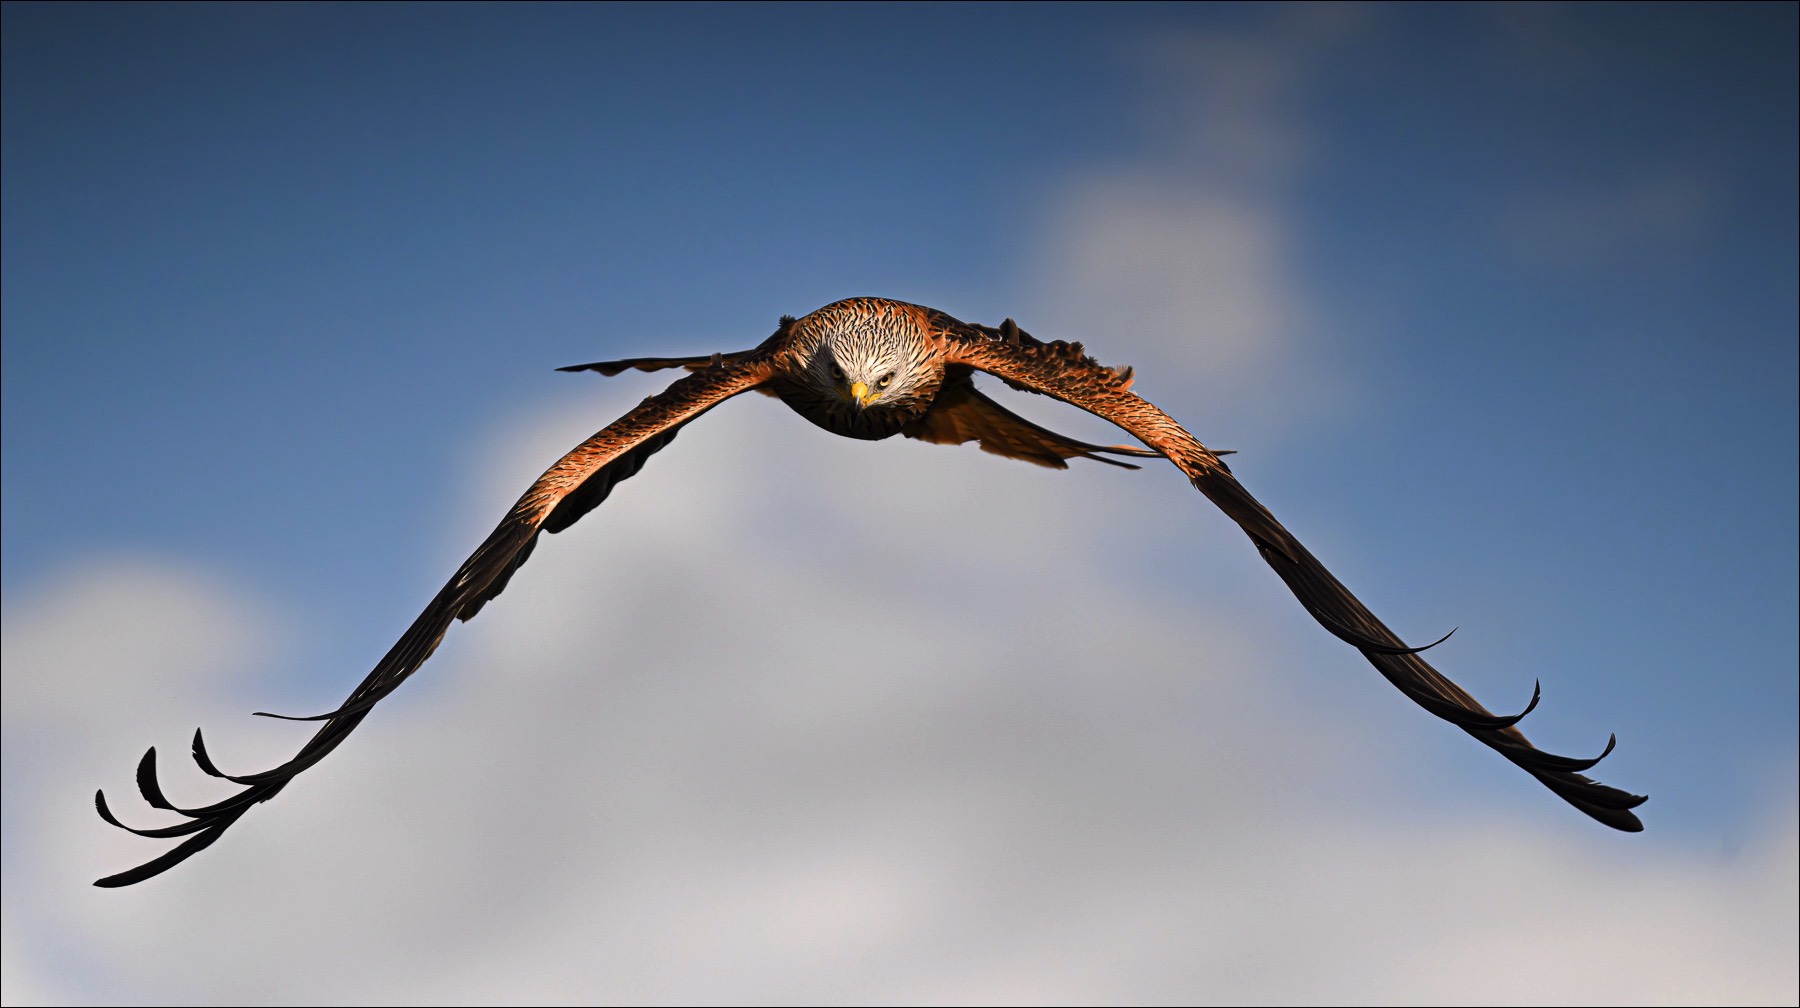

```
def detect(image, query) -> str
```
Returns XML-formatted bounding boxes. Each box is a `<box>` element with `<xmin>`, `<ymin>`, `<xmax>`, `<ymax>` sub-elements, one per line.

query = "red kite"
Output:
<box><xmin>95</xmin><ymin>297</ymin><xmax>1644</xmax><ymax>887</ymax></box>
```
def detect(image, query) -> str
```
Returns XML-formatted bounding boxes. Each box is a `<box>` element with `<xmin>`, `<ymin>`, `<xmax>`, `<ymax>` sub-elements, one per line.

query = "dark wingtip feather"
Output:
<box><xmin>93</xmin><ymin>824</ymin><xmax>232</xmax><ymax>888</ymax></box>
<box><xmin>1486</xmin><ymin>679</ymin><xmax>1542</xmax><ymax>731</ymax></box>
<box><xmin>93</xmin><ymin>789</ymin><xmax>127</xmax><ymax>830</ymax></box>
<box><xmin>1582</xmin><ymin>787</ymin><xmax>1650</xmax><ymax>812</ymax></box>
<box><xmin>190</xmin><ymin>727</ymin><xmax>262</xmax><ymax>786</ymax></box>
<box><xmin>190</xmin><ymin>728</ymin><xmax>225</xmax><ymax>778</ymax></box>
<box><xmin>1524</xmin><ymin>733</ymin><xmax>1621</xmax><ymax>774</ymax></box>
<box><xmin>1411</xmin><ymin>677</ymin><xmax>1540</xmax><ymax>731</ymax></box>
<box><xmin>555</xmin><ymin>361</ymin><xmax>633</xmax><ymax>376</ymax></box>
<box><xmin>1362</xmin><ymin>625</ymin><xmax>1459</xmax><ymax>657</ymax></box>
<box><xmin>1411</xmin><ymin>626</ymin><xmax>1457</xmax><ymax>654</ymax></box>
<box><xmin>252</xmin><ymin>689</ymin><xmax>386</xmax><ymax>723</ymax></box>
<box><xmin>251</xmin><ymin>707</ymin><xmax>335</xmax><ymax>722</ymax></box>
<box><xmin>1312</xmin><ymin>606</ymin><xmax>1457</xmax><ymax>657</ymax></box>
<box><xmin>134</xmin><ymin>748</ymin><xmax>173</xmax><ymax>811</ymax></box>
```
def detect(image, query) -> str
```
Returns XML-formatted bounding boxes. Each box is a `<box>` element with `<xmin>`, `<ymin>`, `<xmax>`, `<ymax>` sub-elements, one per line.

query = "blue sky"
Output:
<box><xmin>4</xmin><ymin>4</ymin><xmax>1795</xmax><ymax>1004</ymax></box>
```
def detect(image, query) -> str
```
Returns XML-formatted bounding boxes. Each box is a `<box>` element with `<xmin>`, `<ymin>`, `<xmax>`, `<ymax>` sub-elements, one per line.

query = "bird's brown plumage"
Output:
<box><xmin>94</xmin><ymin>296</ymin><xmax>1644</xmax><ymax>888</ymax></box>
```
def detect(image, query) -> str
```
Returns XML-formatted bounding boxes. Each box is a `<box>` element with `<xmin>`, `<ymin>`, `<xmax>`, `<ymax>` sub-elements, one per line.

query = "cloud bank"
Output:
<box><xmin>5</xmin><ymin>391</ymin><xmax>1794</xmax><ymax>1005</ymax></box>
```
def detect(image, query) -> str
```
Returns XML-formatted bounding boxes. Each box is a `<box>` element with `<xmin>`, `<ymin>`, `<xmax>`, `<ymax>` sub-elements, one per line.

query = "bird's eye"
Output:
<box><xmin>877</xmin><ymin>372</ymin><xmax>894</xmax><ymax>388</ymax></box>
<box><xmin>830</xmin><ymin>365</ymin><xmax>845</xmax><ymax>380</ymax></box>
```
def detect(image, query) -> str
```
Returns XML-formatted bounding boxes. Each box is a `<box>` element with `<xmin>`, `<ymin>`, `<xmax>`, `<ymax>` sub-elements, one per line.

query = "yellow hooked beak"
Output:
<box><xmin>847</xmin><ymin>380</ymin><xmax>879</xmax><ymax>407</ymax></box>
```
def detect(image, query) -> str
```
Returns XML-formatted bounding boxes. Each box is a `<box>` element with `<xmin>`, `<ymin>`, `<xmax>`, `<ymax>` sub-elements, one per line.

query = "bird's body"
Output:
<box><xmin>95</xmin><ymin>297</ymin><xmax>1646</xmax><ymax>888</ymax></box>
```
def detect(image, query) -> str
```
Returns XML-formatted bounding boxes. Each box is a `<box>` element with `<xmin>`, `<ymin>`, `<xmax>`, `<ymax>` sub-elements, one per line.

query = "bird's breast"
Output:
<box><xmin>769</xmin><ymin>379</ymin><xmax>931</xmax><ymax>441</ymax></box>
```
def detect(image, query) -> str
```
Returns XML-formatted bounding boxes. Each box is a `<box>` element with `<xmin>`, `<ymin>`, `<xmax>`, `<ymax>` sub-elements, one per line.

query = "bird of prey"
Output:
<box><xmin>94</xmin><ymin>297</ymin><xmax>1646</xmax><ymax>887</ymax></box>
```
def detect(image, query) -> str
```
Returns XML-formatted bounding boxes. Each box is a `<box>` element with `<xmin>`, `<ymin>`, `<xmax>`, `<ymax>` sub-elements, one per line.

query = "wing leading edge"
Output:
<box><xmin>938</xmin><ymin>317</ymin><xmax>1646</xmax><ymax>831</ymax></box>
<box><xmin>93</xmin><ymin>357</ymin><xmax>776</xmax><ymax>887</ymax></box>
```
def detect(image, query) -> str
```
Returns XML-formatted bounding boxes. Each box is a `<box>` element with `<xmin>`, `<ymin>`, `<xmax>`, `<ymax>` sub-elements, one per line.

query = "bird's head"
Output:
<box><xmin>788</xmin><ymin>299</ymin><xmax>940</xmax><ymax>433</ymax></box>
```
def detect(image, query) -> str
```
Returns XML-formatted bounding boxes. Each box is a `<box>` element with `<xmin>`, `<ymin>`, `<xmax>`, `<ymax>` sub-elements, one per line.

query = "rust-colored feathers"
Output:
<box><xmin>95</xmin><ymin>297</ymin><xmax>1644</xmax><ymax>888</ymax></box>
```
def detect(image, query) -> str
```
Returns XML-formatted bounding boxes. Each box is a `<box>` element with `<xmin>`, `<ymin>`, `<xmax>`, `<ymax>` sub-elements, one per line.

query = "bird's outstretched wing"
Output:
<box><xmin>938</xmin><ymin>315</ymin><xmax>1647</xmax><ymax>831</ymax></box>
<box><xmin>555</xmin><ymin>350</ymin><xmax>761</xmax><ymax>378</ymax></box>
<box><xmin>94</xmin><ymin>356</ymin><xmax>778</xmax><ymax>887</ymax></box>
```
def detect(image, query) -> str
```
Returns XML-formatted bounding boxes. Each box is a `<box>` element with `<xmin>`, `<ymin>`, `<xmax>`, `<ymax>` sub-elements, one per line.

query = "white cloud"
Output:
<box><xmin>4</xmin><ymin>395</ymin><xmax>1794</xmax><ymax>1006</ymax></box>
<box><xmin>1034</xmin><ymin>179</ymin><xmax>1301</xmax><ymax>387</ymax></box>
<box><xmin>1022</xmin><ymin>14</ymin><xmax>1363</xmax><ymax>442</ymax></box>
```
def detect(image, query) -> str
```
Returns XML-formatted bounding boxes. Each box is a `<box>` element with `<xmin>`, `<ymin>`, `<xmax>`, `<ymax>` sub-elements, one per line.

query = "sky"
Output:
<box><xmin>2</xmin><ymin>3</ymin><xmax>1795</xmax><ymax>1005</ymax></box>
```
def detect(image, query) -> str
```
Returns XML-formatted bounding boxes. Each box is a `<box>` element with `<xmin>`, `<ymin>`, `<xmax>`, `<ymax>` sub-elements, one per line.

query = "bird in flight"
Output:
<box><xmin>94</xmin><ymin>297</ymin><xmax>1646</xmax><ymax>887</ymax></box>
